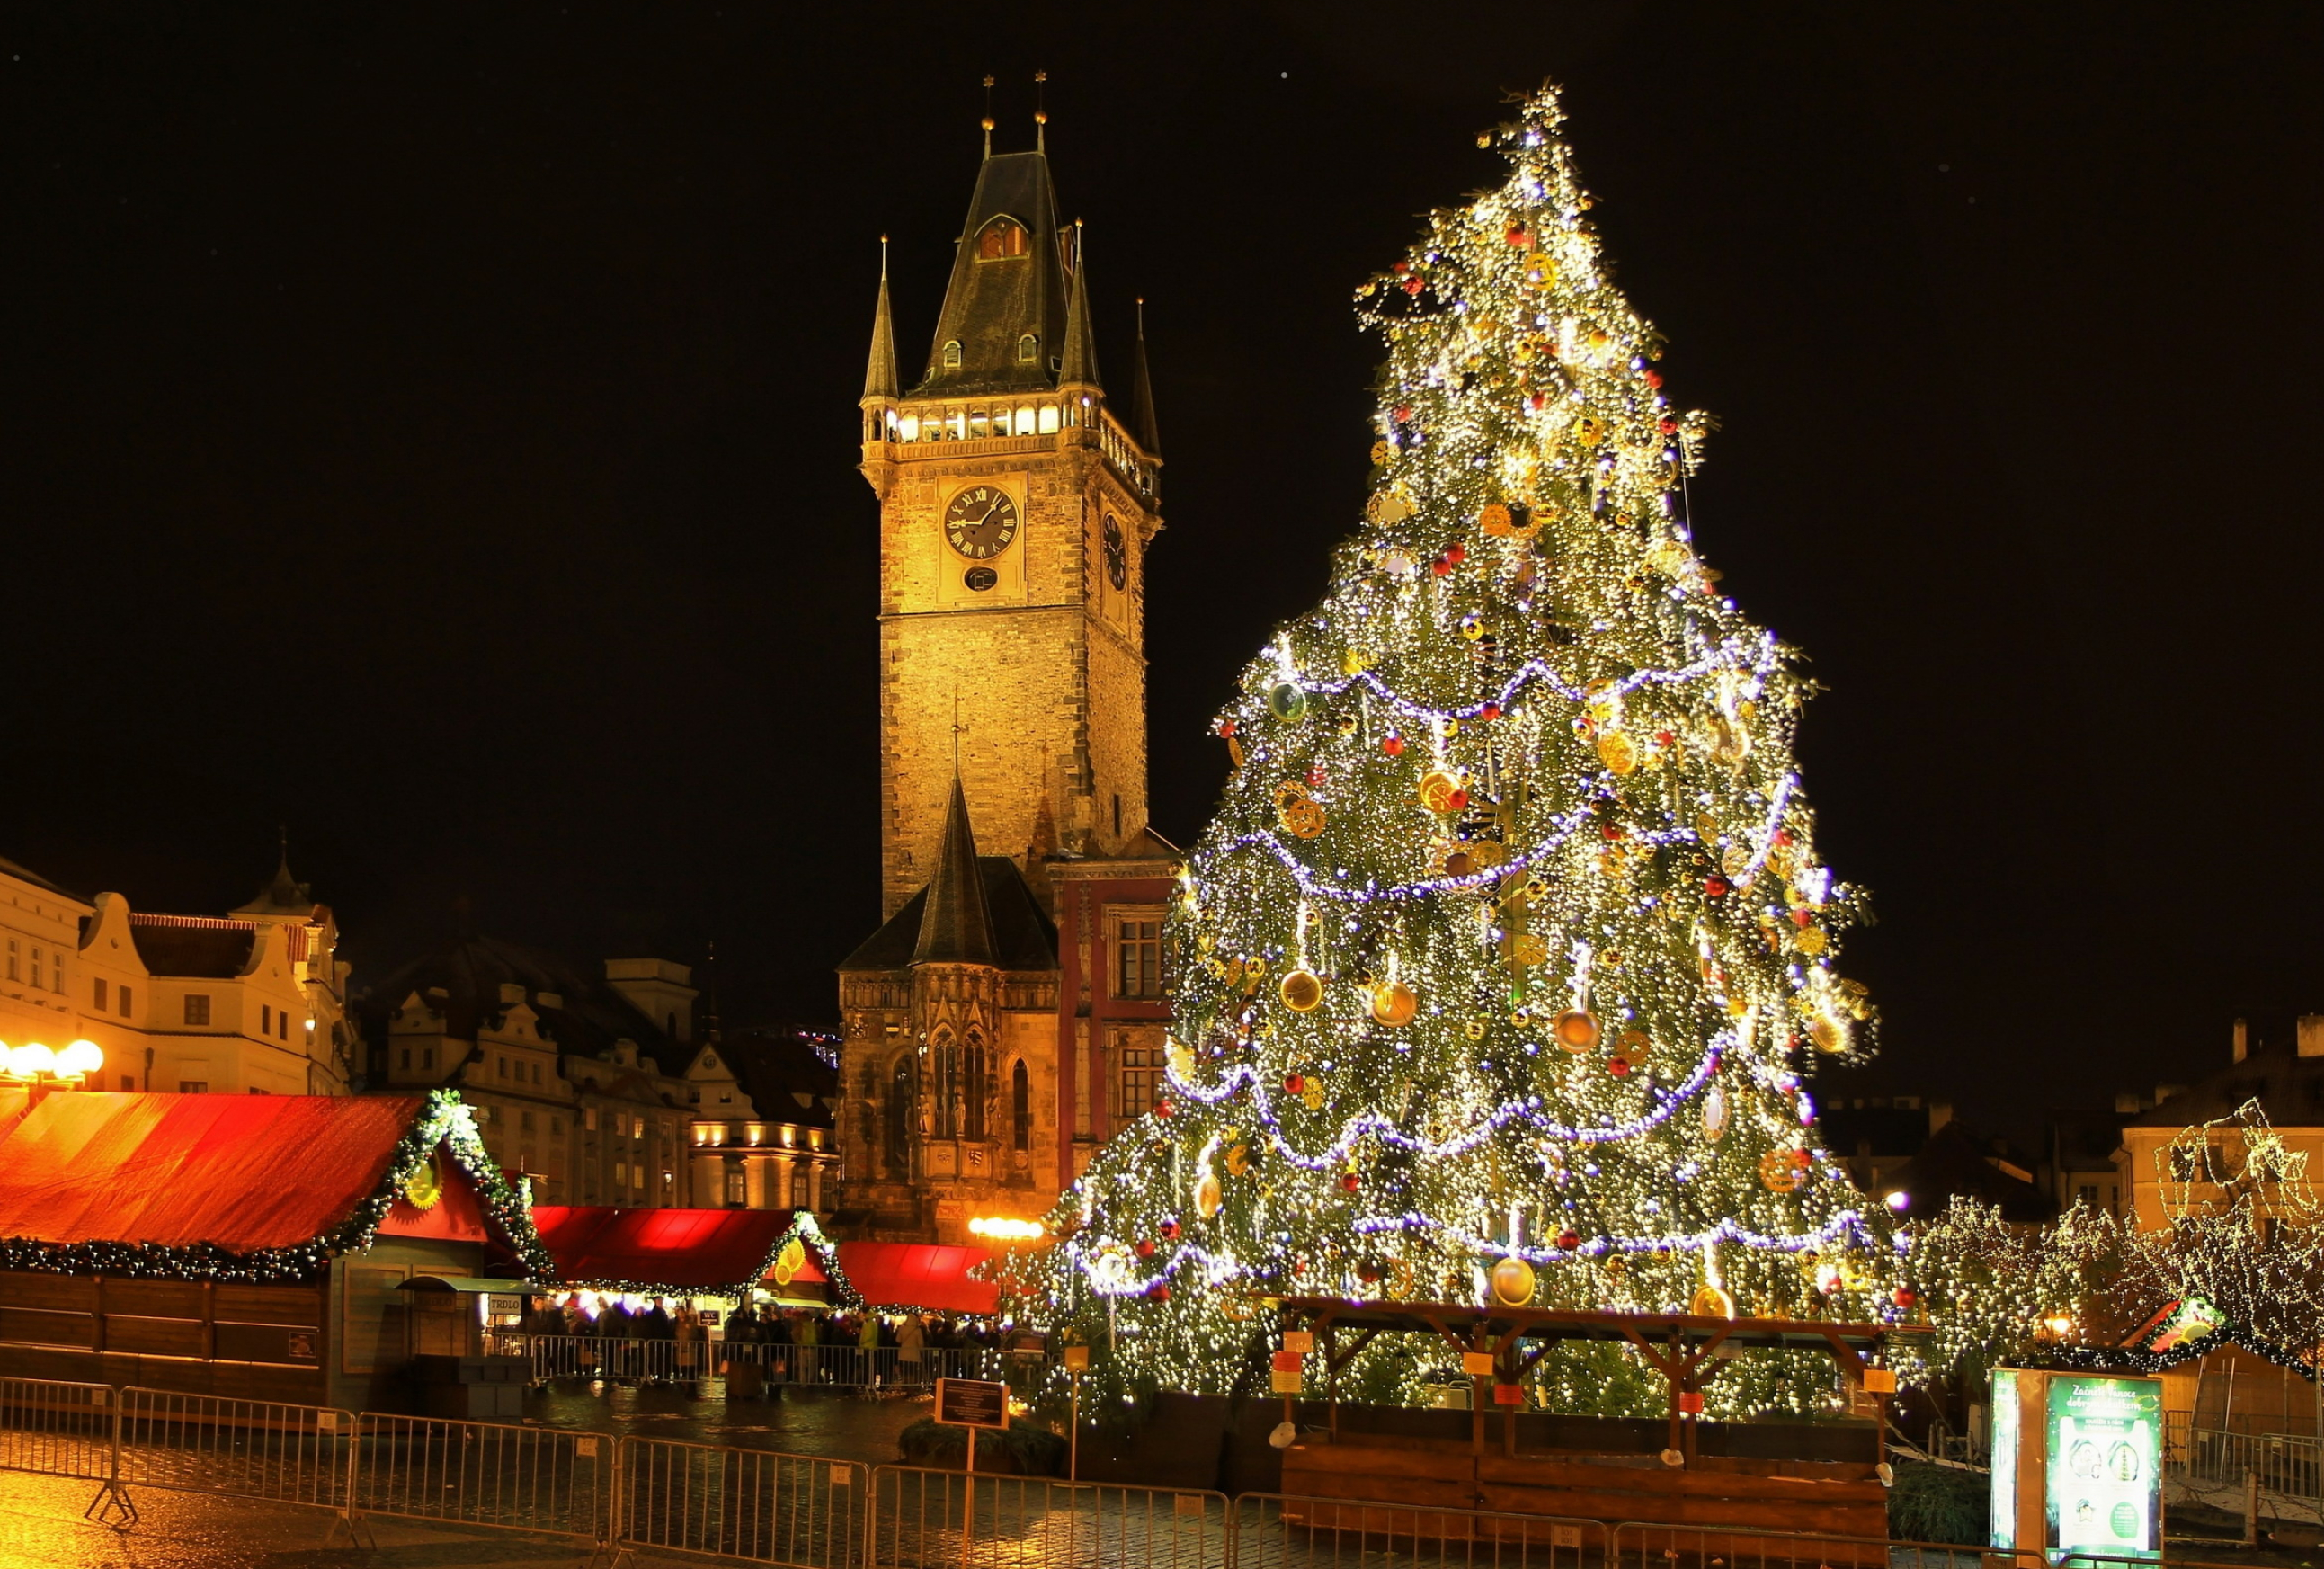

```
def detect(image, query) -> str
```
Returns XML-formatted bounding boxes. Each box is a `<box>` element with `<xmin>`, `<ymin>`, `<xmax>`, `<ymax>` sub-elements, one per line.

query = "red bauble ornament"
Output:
<box><xmin>1430</xmin><ymin>557</ymin><xmax>1452</xmax><ymax>576</ymax></box>
<box><xmin>1479</xmin><ymin>702</ymin><xmax>1501</xmax><ymax>721</ymax></box>
<box><xmin>1705</xmin><ymin>877</ymin><xmax>1730</xmax><ymax>898</ymax></box>
<box><xmin>1156</xmin><ymin>1100</ymin><xmax>1174</xmax><ymax>1119</ymax></box>
<box><xmin>1772</xmin><ymin>829</ymin><xmax>1794</xmax><ymax>846</ymax></box>
<box><xmin>1600</xmin><ymin>823</ymin><xmax>1623</xmax><ymax>842</ymax></box>
<box><xmin>1506</xmin><ymin>227</ymin><xmax>1528</xmax><ymax>246</ymax></box>
<box><xmin>1383</xmin><ymin>735</ymin><xmax>1406</xmax><ymax>757</ymax></box>
<box><xmin>1529</xmin><ymin>392</ymin><xmax>1548</xmax><ymax>411</ymax></box>
<box><xmin>1306</xmin><ymin>767</ymin><xmax>1327</xmax><ymax>787</ymax></box>
<box><xmin>1893</xmin><ymin>1288</ymin><xmax>1917</xmax><ymax>1308</ymax></box>
<box><xmin>1557</xmin><ymin>1229</ymin><xmax>1581</xmax><ymax>1251</ymax></box>
<box><xmin>1658</xmin><ymin>418</ymin><xmax>1678</xmax><ymax>435</ymax></box>
<box><xmin>1654</xmin><ymin>729</ymin><xmax>1675</xmax><ymax>746</ymax></box>
<box><xmin>1445</xmin><ymin>789</ymin><xmax>1469</xmax><ymax>811</ymax></box>
<box><xmin>1284</xmin><ymin>1074</ymin><xmax>1305</xmax><ymax>1095</ymax></box>
<box><xmin>1394</xmin><ymin>406</ymin><xmax>1412</xmax><ymax>423</ymax></box>
<box><xmin>1340</xmin><ymin>1173</ymin><xmax>1360</xmax><ymax>1193</ymax></box>
<box><xmin>1643</xmin><ymin>369</ymin><xmax>1663</xmax><ymax>389</ymax></box>
<box><xmin>1135</xmin><ymin>1239</ymin><xmax>1157</xmax><ymax>1258</ymax></box>
<box><xmin>1791</xmin><ymin>908</ymin><xmax>1813</xmax><ymax>928</ymax></box>
<box><xmin>1445</xmin><ymin>544</ymin><xmax>1466</xmax><ymax>565</ymax></box>
<box><xmin>1147</xmin><ymin>1282</ymin><xmax>1171</xmax><ymax>1302</ymax></box>
<box><xmin>1160</xmin><ymin>1220</ymin><xmax>1180</xmax><ymax>1240</ymax></box>
<box><xmin>1402</xmin><ymin>277</ymin><xmax>1423</xmax><ymax>297</ymax></box>
<box><xmin>1217</xmin><ymin>719</ymin><xmax>1237</xmax><ymax>737</ymax></box>
<box><xmin>1392</xmin><ymin>261</ymin><xmax>1410</xmax><ymax>274</ymax></box>
<box><xmin>1607</xmin><ymin>1056</ymin><xmax>1632</xmax><ymax>1077</ymax></box>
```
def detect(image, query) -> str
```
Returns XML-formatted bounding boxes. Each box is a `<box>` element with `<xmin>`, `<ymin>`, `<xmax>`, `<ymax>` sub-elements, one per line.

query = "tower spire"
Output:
<box><xmin>1126</xmin><ymin>296</ymin><xmax>1161</xmax><ymax>455</ymax></box>
<box><xmin>863</xmin><ymin>235</ymin><xmax>900</xmax><ymax>401</ymax></box>
<box><xmin>912</xmin><ymin>776</ymin><xmax>998</xmax><ymax>967</ymax></box>
<box><xmin>1059</xmin><ymin>221</ymin><xmax>1100</xmax><ymax>388</ymax></box>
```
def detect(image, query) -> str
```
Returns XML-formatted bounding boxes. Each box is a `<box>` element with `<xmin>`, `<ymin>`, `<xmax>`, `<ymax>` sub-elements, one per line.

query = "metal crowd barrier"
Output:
<box><xmin>2173</xmin><ymin>1423</ymin><xmax>2323</xmax><ymax>1512</ymax></box>
<box><xmin>870</xmin><ymin>1463</ymin><xmax>1231</xmax><ymax>1569</ymax></box>
<box><xmin>352</xmin><ymin>1412</ymin><xmax>610</xmax><ymax>1546</ymax></box>
<box><xmin>611</xmin><ymin>1437</ymin><xmax>868</xmax><ymax>1568</ymax></box>
<box><xmin>113</xmin><ymin>1386</ymin><xmax>356</xmax><ymax>1523</ymax></box>
<box><xmin>0</xmin><ymin>1375</ymin><xmax>131</xmax><ymax>1525</ymax></box>
<box><xmin>490</xmin><ymin>1333</ymin><xmax>1009</xmax><ymax>1392</ymax></box>
<box><xmin>1239</xmin><ymin>1492</ymin><xmax>1604</xmax><ymax>1569</ymax></box>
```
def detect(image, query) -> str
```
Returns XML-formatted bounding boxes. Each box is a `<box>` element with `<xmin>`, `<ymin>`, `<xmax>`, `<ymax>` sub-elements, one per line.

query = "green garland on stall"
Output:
<box><xmin>0</xmin><ymin>1089</ymin><xmax>553</xmax><ymax>1286</ymax></box>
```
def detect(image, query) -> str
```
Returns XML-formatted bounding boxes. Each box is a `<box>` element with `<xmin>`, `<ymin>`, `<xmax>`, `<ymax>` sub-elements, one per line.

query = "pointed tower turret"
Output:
<box><xmin>1125</xmin><ymin>297</ymin><xmax>1160</xmax><ymax>456</ymax></box>
<box><xmin>234</xmin><ymin>831</ymin><xmax>313</xmax><ymax>918</ymax></box>
<box><xmin>916</xmin><ymin>148</ymin><xmax>1072</xmax><ymax>396</ymax></box>
<box><xmin>863</xmin><ymin>240</ymin><xmax>900</xmax><ymax>402</ymax></box>
<box><xmin>912</xmin><ymin>778</ymin><xmax>998</xmax><ymax>967</ymax></box>
<box><xmin>1058</xmin><ymin>226</ymin><xmax>1100</xmax><ymax>390</ymax></box>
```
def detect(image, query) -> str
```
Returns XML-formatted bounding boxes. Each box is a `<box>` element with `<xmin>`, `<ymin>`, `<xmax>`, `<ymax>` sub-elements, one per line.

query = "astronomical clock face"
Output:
<box><xmin>1102</xmin><ymin>513</ymin><xmax>1128</xmax><ymax>590</ymax></box>
<box><xmin>945</xmin><ymin>486</ymin><xmax>1020</xmax><ymax>560</ymax></box>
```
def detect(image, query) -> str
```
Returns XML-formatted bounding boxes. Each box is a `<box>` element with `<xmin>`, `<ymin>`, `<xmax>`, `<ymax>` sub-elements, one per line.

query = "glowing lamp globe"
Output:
<box><xmin>57</xmin><ymin>1040</ymin><xmax>104</xmax><ymax>1080</ymax></box>
<box><xmin>1883</xmin><ymin>1190</ymin><xmax>1910</xmax><ymax>1212</ymax></box>
<box><xmin>10</xmin><ymin>1043</ymin><xmax>55</xmax><ymax>1077</ymax></box>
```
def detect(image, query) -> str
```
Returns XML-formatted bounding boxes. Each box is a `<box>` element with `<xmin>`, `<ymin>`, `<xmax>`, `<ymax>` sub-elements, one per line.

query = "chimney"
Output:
<box><xmin>2114</xmin><ymin>1091</ymin><xmax>2144</xmax><ymax>1114</ymax></box>
<box><xmin>2299</xmin><ymin>1016</ymin><xmax>2324</xmax><ymax>1058</ymax></box>
<box><xmin>2154</xmin><ymin>1083</ymin><xmax>2187</xmax><ymax>1109</ymax></box>
<box><xmin>1929</xmin><ymin>1101</ymin><xmax>1954</xmax><ymax>1134</ymax></box>
<box><xmin>2233</xmin><ymin>1017</ymin><xmax>2249</xmax><ymax>1062</ymax></box>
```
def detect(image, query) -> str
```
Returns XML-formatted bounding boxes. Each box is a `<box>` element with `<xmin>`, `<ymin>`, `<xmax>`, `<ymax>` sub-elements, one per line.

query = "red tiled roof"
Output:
<box><xmin>0</xmin><ymin>1091</ymin><xmax>432</xmax><ymax>1252</ymax></box>
<box><xmin>837</xmin><ymin>1240</ymin><xmax>997</xmax><ymax>1315</ymax></box>
<box><xmin>530</xmin><ymin>1206</ymin><xmax>827</xmax><ymax>1292</ymax></box>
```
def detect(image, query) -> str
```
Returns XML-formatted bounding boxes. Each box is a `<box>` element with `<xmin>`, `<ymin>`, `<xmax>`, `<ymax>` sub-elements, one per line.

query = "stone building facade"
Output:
<box><xmin>836</xmin><ymin>127</ymin><xmax>1176</xmax><ymax>1244</ymax></box>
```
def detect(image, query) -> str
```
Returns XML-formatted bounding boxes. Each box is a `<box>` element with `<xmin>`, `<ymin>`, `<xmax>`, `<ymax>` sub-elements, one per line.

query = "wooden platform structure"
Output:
<box><xmin>1269</xmin><ymin>1297</ymin><xmax>1913</xmax><ymax>1550</ymax></box>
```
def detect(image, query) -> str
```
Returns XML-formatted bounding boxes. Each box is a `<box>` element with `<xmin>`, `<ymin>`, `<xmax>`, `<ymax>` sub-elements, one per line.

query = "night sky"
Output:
<box><xmin>4</xmin><ymin>4</ymin><xmax>2317</xmax><ymax>1140</ymax></box>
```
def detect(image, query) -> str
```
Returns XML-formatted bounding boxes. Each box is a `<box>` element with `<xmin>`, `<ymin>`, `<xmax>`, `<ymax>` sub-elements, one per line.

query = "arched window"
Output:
<box><xmin>1016</xmin><ymin>334</ymin><xmax>1039</xmax><ymax>364</ymax></box>
<box><xmin>1011</xmin><ymin>1060</ymin><xmax>1030</xmax><ymax>1152</ymax></box>
<box><xmin>942</xmin><ymin>340</ymin><xmax>963</xmax><ymax>370</ymax></box>
<box><xmin>886</xmin><ymin>1056</ymin><xmax>915</xmax><ymax>1175</ymax></box>
<box><xmin>976</xmin><ymin>218</ymin><xmax>1028</xmax><ymax>261</ymax></box>
<box><xmin>963</xmin><ymin>1030</ymin><xmax>988</xmax><ymax>1141</ymax></box>
<box><xmin>931</xmin><ymin>1031</ymin><xmax>957</xmax><ymax>1138</ymax></box>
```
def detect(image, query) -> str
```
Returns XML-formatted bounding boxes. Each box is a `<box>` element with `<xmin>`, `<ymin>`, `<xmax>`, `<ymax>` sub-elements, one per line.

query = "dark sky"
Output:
<box><xmin>3</xmin><ymin>4</ymin><xmax>2317</xmax><ymax>1139</ymax></box>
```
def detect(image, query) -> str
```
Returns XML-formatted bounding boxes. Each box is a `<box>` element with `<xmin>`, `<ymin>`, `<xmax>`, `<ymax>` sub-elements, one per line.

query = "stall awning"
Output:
<box><xmin>0</xmin><ymin>1088</ymin><xmax>547</xmax><ymax>1282</ymax></box>
<box><xmin>837</xmin><ymin>1241</ymin><xmax>997</xmax><ymax>1315</ymax></box>
<box><xmin>530</xmin><ymin>1207</ymin><xmax>830</xmax><ymax>1297</ymax></box>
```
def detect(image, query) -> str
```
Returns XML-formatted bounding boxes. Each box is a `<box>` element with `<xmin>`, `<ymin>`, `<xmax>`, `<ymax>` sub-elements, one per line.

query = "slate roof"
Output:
<box><xmin>715</xmin><ymin>1028</ymin><xmax>841</xmax><ymax>1130</ymax></box>
<box><xmin>839</xmin><ymin>859</ymin><xmax>1057</xmax><ymax>975</ymax></box>
<box><xmin>914</xmin><ymin>151</ymin><xmax>1073</xmax><ymax>398</ymax></box>
<box><xmin>129</xmin><ymin>921</ymin><xmax>256</xmax><ymax>978</ymax></box>
<box><xmin>0</xmin><ymin>853</ymin><xmax>87</xmax><ymax>903</ymax></box>
<box><xmin>355</xmin><ymin>933</ymin><xmax>690</xmax><ymax>1078</ymax></box>
<box><xmin>913</xmin><ymin>780</ymin><xmax>997</xmax><ymax>966</ymax></box>
<box><xmin>2128</xmin><ymin>1040</ymin><xmax>2324</xmax><ymax>1128</ymax></box>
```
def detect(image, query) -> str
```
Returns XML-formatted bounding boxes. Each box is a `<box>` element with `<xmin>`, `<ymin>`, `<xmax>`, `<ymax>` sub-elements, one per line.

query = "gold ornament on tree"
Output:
<box><xmin>1490</xmin><ymin>1255</ymin><xmax>1538</xmax><ymax>1306</ymax></box>
<box><xmin>1552</xmin><ymin>1009</ymin><xmax>1601</xmax><ymax>1053</ymax></box>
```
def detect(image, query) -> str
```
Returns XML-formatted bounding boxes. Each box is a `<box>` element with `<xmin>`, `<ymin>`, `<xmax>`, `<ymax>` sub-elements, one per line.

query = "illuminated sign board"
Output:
<box><xmin>1990</xmin><ymin>1368</ymin><xmax>2020</xmax><ymax>1552</ymax></box>
<box><xmin>2045</xmin><ymin>1375</ymin><xmax>2162</xmax><ymax>1560</ymax></box>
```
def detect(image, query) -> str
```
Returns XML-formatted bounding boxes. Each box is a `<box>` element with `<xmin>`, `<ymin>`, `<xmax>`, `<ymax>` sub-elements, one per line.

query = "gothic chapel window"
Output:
<box><xmin>976</xmin><ymin>218</ymin><xmax>1028</xmax><ymax>260</ymax></box>
<box><xmin>886</xmin><ymin>1056</ymin><xmax>914</xmax><ymax>1175</ymax></box>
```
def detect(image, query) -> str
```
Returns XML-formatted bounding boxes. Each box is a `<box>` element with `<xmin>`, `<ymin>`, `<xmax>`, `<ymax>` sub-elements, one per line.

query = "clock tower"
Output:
<box><xmin>855</xmin><ymin>138</ymin><xmax>1162</xmax><ymax>917</ymax></box>
<box><xmin>837</xmin><ymin>115</ymin><xmax>1176</xmax><ymax>1243</ymax></box>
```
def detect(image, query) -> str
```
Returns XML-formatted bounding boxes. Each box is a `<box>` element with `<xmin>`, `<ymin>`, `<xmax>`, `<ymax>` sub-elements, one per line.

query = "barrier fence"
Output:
<box><xmin>612</xmin><ymin>1438</ymin><xmax>868</xmax><ymax>1567</ymax></box>
<box><xmin>871</xmin><ymin>1464</ymin><xmax>1230</xmax><ymax>1569</ymax></box>
<box><xmin>491</xmin><ymin>1333</ymin><xmax>1003</xmax><ymax>1392</ymax></box>
<box><xmin>352</xmin><ymin>1411</ymin><xmax>610</xmax><ymax>1545</ymax></box>
<box><xmin>4</xmin><ymin>1387</ymin><xmax>2310</xmax><ymax>1569</ymax></box>
<box><xmin>1236</xmin><ymin>1491</ymin><xmax>1602</xmax><ymax>1569</ymax></box>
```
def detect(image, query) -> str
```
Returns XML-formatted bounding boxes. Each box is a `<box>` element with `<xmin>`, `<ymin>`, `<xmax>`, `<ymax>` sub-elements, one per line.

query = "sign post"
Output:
<box><xmin>935</xmin><ymin>1377</ymin><xmax>1011</xmax><ymax>1569</ymax></box>
<box><xmin>1061</xmin><ymin>1345</ymin><xmax>1090</xmax><ymax>1482</ymax></box>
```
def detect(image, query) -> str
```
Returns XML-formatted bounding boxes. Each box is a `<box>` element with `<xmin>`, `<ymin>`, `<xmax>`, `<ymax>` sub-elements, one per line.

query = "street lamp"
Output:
<box><xmin>0</xmin><ymin>1039</ymin><xmax>104</xmax><ymax>1085</ymax></box>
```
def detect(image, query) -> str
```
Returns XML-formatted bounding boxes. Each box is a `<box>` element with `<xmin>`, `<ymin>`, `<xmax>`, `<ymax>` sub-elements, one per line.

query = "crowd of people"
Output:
<box><xmin>513</xmin><ymin>1294</ymin><xmax>1001</xmax><ymax>1392</ymax></box>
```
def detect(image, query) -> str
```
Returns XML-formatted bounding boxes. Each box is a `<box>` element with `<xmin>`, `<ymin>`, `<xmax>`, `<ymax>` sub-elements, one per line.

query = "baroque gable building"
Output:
<box><xmin>837</xmin><ymin>119</ymin><xmax>1176</xmax><ymax>1244</ymax></box>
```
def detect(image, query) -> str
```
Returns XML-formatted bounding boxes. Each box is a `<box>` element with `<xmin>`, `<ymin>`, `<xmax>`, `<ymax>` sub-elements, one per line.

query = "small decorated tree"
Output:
<box><xmin>1033</xmin><ymin>85</ymin><xmax>1900</xmax><ymax>1416</ymax></box>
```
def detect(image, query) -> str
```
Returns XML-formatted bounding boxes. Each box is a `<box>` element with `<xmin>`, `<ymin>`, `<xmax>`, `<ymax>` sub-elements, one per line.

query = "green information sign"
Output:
<box><xmin>2045</xmin><ymin>1375</ymin><xmax>2162</xmax><ymax>1560</ymax></box>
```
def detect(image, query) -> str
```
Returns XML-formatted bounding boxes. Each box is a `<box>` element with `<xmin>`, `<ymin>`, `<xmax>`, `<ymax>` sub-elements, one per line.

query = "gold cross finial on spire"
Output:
<box><xmin>1034</xmin><ymin>70</ymin><xmax>1048</xmax><ymax>152</ymax></box>
<box><xmin>981</xmin><ymin>76</ymin><xmax>995</xmax><ymax>159</ymax></box>
<box><xmin>879</xmin><ymin>234</ymin><xmax>889</xmax><ymax>280</ymax></box>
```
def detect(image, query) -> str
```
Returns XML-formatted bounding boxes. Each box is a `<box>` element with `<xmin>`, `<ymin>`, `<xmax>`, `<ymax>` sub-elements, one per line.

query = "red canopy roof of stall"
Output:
<box><xmin>836</xmin><ymin>1240</ymin><xmax>997</xmax><ymax>1315</ymax></box>
<box><xmin>0</xmin><ymin>1089</ymin><xmax>497</xmax><ymax>1253</ymax></box>
<box><xmin>530</xmin><ymin>1206</ymin><xmax>828</xmax><ymax>1291</ymax></box>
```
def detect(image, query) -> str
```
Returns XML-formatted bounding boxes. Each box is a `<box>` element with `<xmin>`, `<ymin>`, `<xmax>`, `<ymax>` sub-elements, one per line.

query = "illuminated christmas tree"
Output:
<box><xmin>1033</xmin><ymin>85</ymin><xmax>1901</xmax><ymax>1414</ymax></box>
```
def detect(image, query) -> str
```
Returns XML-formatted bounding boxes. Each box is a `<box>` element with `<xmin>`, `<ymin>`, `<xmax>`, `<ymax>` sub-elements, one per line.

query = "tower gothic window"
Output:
<box><xmin>1017</xmin><ymin>334</ymin><xmax>1038</xmax><ymax>363</ymax></box>
<box><xmin>962</xmin><ymin>1030</ymin><xmax>989</xmax><ymax>1141</ymax></box>
<box><xmin>1011</xmin><ymin>1060</ymin><xmax>1030</xmax><ymax>1151</ymax></box>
